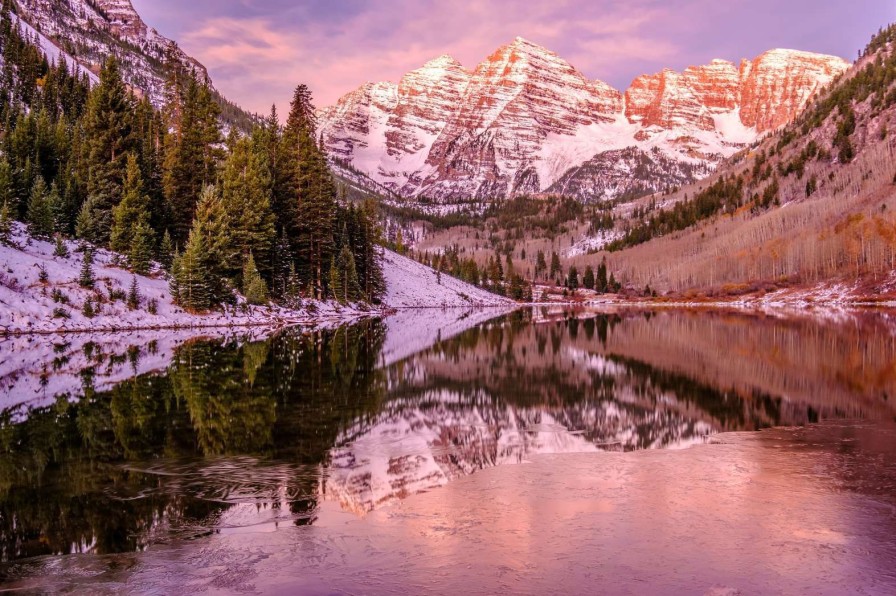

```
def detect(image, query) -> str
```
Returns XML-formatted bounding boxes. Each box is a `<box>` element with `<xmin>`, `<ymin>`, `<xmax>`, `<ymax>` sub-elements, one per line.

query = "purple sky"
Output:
<box><xmin>131</xmin><ymin>0</ymin><xmax>894</xmax><ymax>116</ymax></box>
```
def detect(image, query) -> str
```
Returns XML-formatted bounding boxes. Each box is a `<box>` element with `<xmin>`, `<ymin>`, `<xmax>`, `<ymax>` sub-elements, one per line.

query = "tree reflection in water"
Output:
<box><xmin>1</xmin><ymin>308</ymin><xmax>895</xmax><ymax>562</ymax></box>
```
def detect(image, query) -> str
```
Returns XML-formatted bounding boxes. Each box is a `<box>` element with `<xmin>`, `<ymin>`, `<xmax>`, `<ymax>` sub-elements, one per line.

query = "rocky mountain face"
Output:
<box><xmin>11</xmin><ymin>0</ymin><xmax>254</xmax><ymax>127</ymax></box>
<box><xmin>319</xmin><ymin>38</ymin><xmax>849</xmax><ymax>203</ymax></box>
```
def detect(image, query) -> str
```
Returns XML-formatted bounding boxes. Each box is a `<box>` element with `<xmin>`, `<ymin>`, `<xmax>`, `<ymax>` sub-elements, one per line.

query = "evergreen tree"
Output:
<box><xmin>284</xmin><ymin>262</ymin><xmax>302</xmax><ymax>309</ymax></box>
<box><xmin>127</xmin><ymin>275</ymin><xmax>141</xmax><ymax>310</ymax></box>
<box><xmin>174</xmin><ymin>230</ymin><xmax>212</xmax><ymax>311</ymax></box>
<box><xmin>26</xmin><ymin>177</ymin><xmax>54</xmax><ymax>239</ymax></box>
<box><xmin>220</xmin><ymin>134</ymin><xmax>275</xmax><ymax>278</ymax></box>
<box><xmin>79</xmin><ymin>57</ymin><xmax>135</xmax><ymax>244</ymax></box>
<box><xmin>566</xmin><ymin>266</ymin><xmax>579</xmax><ymax>290</ymax></box>
<box><xmin>79</xmin><ymin>245</ymin><xmax>95</xmax><ymax>288</ymax></box>
<box><xmin>110</xmin><ymin>153</ymin><xmax>152</xmax><ymax>257</ymax></box>
<box><xmin>189</xmin><ymin>185</ymin><xmax>229</xmax><ymax>299</ymax></box>
<box><xmin>328</xmin><ymin>255</ymin><xmax>343</xmax><ymax>304</ymax></box>
<box><xmin>596</xmin><ymin>259</ymin><xmax>608</xmax><ymax>293</ymax></box>
<box><xmin>128</xmin><ymin>221</ymin><xmax>154</xmax><ymax>275</ymax></box>
<box><xmin>550</xmin><ymin>251</ymin><xmax>562</xmax><ymax>279</ymax></box>
<box><xmin>333</xmin><ymin>244</ymin><xmax>361</xmax><ymax>303</ymax></box>
<box><xmin>242</xmin><ymin>252</ymin><xmax>269</xmax><ymax>305</ymax></box>
<box><xmin>283</xmin><ymin>84</ymin><xmax>335</xmax><ymax>298</ymax></box>
<box><xmin>0</xmin><ymin>158</ymin><xmax>14</xmax><ymax>217</ymax></box>
<box><xmin>0</xmin><ymin>199</ymin><xmax>11</xmax><ymax>245</ymax></box>
<box><xmin>270</xmin><ymin>230</ymin><xmax>293</xmax><ymax>298</ymax></box>
<box><xmin>46</xmin><ymin>182</ymin><xmax>66</xmax><ymax>234</ymax></box>
<box><xmin>535</xmin><ymin>250</ymin><xmax>547</xmax><ymax>280</ymax></box>
<box><xmin>159</xmin><ymin>229</ymin><xmax>174</xmax><ymax>270</ymax></box>
<box><xmin>53</xmin><ymin>233</ymin><xmax>69</xmax><ymax>257</ymax></box>
<box><xmin>583</xmin><ymin>266</ymin><xmax>595</xmax><ymax>290</ymax></box>
<box><xmin>163</xmin><ymin>77</ymin><xmax>222</xmax><ymax>243</ymax></box>
<box><xmin>169</xmin><ymin>248</ymin><xmax>182</xmax><ymax>302</ymax></box>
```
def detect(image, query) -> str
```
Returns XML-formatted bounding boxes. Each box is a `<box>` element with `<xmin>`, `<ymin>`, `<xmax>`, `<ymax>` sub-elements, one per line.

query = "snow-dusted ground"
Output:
<box><xmin>0</xmin><ymin>225</ymin><xmax>513</xmax><ymax>335</ymax></box>
<box><xmin>563</xmin><ymin>229</ymin><xmax>623</xmax><ymax>257</ymax></box>
<box><xmin>0</xmin><ymin>224</ymin><xmax>376</xmax><ymax>334</ymax></box>
<box><xmin>380</xmin><ymin>248</ymin><xmax>515</xmax><ymax>308</ymax></box>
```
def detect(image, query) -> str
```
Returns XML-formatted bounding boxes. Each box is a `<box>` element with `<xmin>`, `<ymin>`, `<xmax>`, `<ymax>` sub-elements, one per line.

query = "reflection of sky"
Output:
<box><xmin>131</xmin><ymin>0</ymin><xmax>894</xmax><ymax>113</ymax></box>
<box><xmin>96</xmin><ymin>423</ymin><xmax>896</xmax><ymax>594</ymax></box>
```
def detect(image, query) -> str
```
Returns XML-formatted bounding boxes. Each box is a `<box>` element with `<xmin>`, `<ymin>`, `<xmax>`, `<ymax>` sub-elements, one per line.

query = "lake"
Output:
<box><xmin>1</xmin><ymin>307</ymin><xmax>896</xmax><ymax>594</ymax></box>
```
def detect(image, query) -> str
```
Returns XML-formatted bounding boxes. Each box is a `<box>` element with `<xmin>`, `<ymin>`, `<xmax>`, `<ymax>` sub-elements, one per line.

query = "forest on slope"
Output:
<box><xmin>0</xmin><ymin>0</ymin><xmax>388</xmax><ymax>316</ymax></box>
<box><xmin>593</xmin><ymin>24</ymin><xmax>896</xmax><ymax>297</ymax></box>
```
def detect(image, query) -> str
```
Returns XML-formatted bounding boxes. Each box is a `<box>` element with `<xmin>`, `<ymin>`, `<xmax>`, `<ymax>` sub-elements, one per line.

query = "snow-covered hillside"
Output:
<box><xmin>0</xmin><ymin>225</ymin><xmax>512</xmax><ymax>334</ymax></box>
<box><xmin>380</xmin><ymin>248</ymin><xmax>515</xmax><ymax>308</ymax></box>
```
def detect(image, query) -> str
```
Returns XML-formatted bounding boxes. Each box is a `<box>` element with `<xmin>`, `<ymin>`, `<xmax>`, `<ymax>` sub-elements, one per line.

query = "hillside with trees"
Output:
<box><xmin>0</xmin><ymin>0</ymin><xmax>388</xmax><ymax>318</ymax></box>
<box><xmin>572</xmin><ymin>24</ymin><xmax>896</xmax><ymax>299</ymax></box>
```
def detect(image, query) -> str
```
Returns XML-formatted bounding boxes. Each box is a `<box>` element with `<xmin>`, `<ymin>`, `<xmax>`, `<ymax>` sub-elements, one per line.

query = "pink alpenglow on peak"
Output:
<box><xmin>318</xmin><ymin>40</ymin><xmax>849</xmax><ymax>202</ymax></box>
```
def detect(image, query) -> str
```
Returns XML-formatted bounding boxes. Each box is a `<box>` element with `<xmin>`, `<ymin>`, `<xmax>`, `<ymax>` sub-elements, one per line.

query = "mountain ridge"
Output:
<box><xmin>11</xmin><ymin>0</ymin><xmax>257</xmax><ymax>129</ymax></box>
<box><xmin>319</xmin><ymin>38</ymin><xmax>849</xmax><ymax>203</ymax></box>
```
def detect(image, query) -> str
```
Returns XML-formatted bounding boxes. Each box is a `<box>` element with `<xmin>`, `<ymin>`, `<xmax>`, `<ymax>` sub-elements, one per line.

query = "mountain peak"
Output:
<box><xmin>420</xmin><ymin>54</ymin><xmax>466</xmax><ymax>71</ymax></box>
<box><xmin>320</xmin><ymin>41</ymin><xmax>849</xmax><ymax>202</ymax></box>
<box><xmin>506</xmin><ymin>36</ymin><xmax>553</xmax><ymax>55</ymax></box>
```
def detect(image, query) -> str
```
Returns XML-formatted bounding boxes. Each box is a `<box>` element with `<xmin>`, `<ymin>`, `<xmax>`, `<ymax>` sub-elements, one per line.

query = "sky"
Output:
<box><xmin>131</xmin><ymin>0</ymin><xmax>895</xmax><ymax>116</ymax></box>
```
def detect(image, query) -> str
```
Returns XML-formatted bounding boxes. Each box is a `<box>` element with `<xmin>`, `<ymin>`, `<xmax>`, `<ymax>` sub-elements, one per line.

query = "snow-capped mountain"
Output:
<box><xmin>11</xmin><ymin>0</ymin><xmax>254</xmax><ymax>127</ymax></box>
<box><xmin>319</xmin><ymin>38</ymin><xmax>850</xmax><ymax>202</ymax></box>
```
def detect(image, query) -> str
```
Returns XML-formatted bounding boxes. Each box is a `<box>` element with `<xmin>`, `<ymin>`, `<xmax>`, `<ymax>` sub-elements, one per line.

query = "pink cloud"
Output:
<box><xmin>159</xmin><ymin>0</ymin><xmax>884</xmax><ymax>117</ymax></box>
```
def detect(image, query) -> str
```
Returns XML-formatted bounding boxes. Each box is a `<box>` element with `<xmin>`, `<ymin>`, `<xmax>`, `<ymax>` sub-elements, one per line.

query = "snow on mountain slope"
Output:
<box><xmin>380</xmin><ymin>248</ymin><xmax>515</xmax><ymax>308</ymax></box>
<box><xmin>320</xmin><ymin>39</ymin><xmax>849</xmax><ymax>202</ymax></box>
<box><xmin>9</xmin><ymin>14</ymin><xmax>99</xmax><ymax>84</ymax></box>
<box><xmin>12</xmin><ymin>0</ymin><xmax>254</xmax><ymax>128</ymax></box>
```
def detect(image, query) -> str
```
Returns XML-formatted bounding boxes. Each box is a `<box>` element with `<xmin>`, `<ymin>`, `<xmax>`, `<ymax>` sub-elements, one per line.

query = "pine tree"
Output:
<box><xmin>583</xmin><ymin>266</ymin><xmax>595</xmax><ymax>290</ymax></box>
<box><xmin>175</xmin><ymin>230</ymin><xmax>212</xmax><ymax>311</ymax></box>
<box><xmin>79</xmin><ymin>245</ymin><xmax>95</xmax><ymax>288</ymax></box>
<box><xmin>169</xmin><ymin>248</ymin><xmax>182</xmax><ymax>303</ymax></box>
<box><xmin>283</xmin><ymin>84</ymin><xmax>335</xmax><ymax>298</ymax></box>
<box><xmin>127</xmin><ymin>275</ymin><xmax>141</xmax><ymax>310</ymax></box>
<box><xmin>188</xmin><ymin>185</ymin><xmax>229</xmax><ymax>301</ymax></box>
<box><xmin>334</xmin><ymin>244</ymin><xmax>361</xmax><ymax>303</ymax></box>
<box><xmin>128</xmin><ymin>221</ymin><xmax>154</xmax><ymax>275</ymax></box>
<box><xmin>550</xmin><ymin>251</ymin><xmax>562</xmax><ymax>279</ymax></box>
<box><xmin>0</xmin><ymin>158</ymin><xmax>14</xmax><ymax>215</ymax></box>
<box><xmin>0</xmin><ymin>200</ymin><xmax>11</xmax><ymax>246</ymax></box>
<box><xmin>329</xmin><ymin>255</ymin><xmax>343</xmax><ymax>304</ymax></box>
<box><xmin>566</xmin><ymin>266</ymin><xmax>579</xmax><ymax>290</ymax></box>
<box><xmin>80</xmin><ymin>56</ymin><xmax>136</xmax><ymax>244</ymax></box>
<box><xmin>110</xmin><ymin>153</ymin><xmax>152</xmax><ymax>258</ymax></box>
<box><xmin>163</xmin><ymin>77</ymin><xmax>222</xmax><ymax>243</ymax></box>
<box><xmin>27</xmin><ymin>177</ymin><xmax>54</xmax><ymax>239</ymax></box>
<box><xmin>596</xmin><ymin>259</ymin><xmax>608</xmax><ymax>293</ymax></box>
<box><xmin>155</xmin><ymin>229</ymin><xmax>173</xmax><ymax>269</ymax></box>
<box><xmin>284</xmin><ymin>262</ymin><xmax>302</xmax><ymax>309</ymax></box>
<box><xmin>242</xmin><ymin>252</ymin><xmax>269</xmax><ymax>305</ymax></box>
<box><xmin>535</xmin><ymin>250</ymin><xmax>547</xmax><ymax>280</ymax></box>
<box><xmin>220</xmin><ymin>134</ymin><xmax>275</xmax><ymax>278</ymax></box>
<box><xmin>270</xmin><ymin>230</ymin><xmax>292</xmax><ymax>298</ymax></box>
<box><xmin>53</xmin><ymin>234</ymin><xmax>69</xmax><ymax>257</ymax></box>
<box><xmin>47</xmin><ymin>182</ymin><xmax>67</xmax><ymax>234</ymax></box>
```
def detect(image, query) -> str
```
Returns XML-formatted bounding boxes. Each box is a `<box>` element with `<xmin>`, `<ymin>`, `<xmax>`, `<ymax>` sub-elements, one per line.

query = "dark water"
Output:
<box><xmin>1</xmin><ymin>307</ymin><xmax>896</xmax><ymax>593</ymax></box>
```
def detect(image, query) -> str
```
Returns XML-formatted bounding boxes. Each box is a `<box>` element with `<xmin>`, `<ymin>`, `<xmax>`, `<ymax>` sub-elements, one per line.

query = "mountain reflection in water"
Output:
<box><xmin>1</xmin><ymin>307</ymin><xmax>895</xmax><ymax>563</ymax></box>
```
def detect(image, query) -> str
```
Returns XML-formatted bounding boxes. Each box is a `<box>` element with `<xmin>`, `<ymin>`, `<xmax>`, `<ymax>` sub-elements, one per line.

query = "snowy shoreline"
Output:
<box><xmin>0</xmin><ymin>224</ymin><xmax>514</xmax><ymax>336</ymax></box>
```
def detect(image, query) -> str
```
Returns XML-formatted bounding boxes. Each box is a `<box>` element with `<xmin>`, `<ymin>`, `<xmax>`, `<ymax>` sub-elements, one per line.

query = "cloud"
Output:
<box><xmin>142</xmin><ymin>0</ymin><xmax>891</xmax><ymax>117</ymax></box>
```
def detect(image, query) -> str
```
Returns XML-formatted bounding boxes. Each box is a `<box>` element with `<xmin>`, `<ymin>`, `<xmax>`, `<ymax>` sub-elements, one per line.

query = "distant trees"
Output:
<box><xmin>583</xmin><ymin>266</ymin><xmax>595</xmax><ymax>290</ymax></box>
